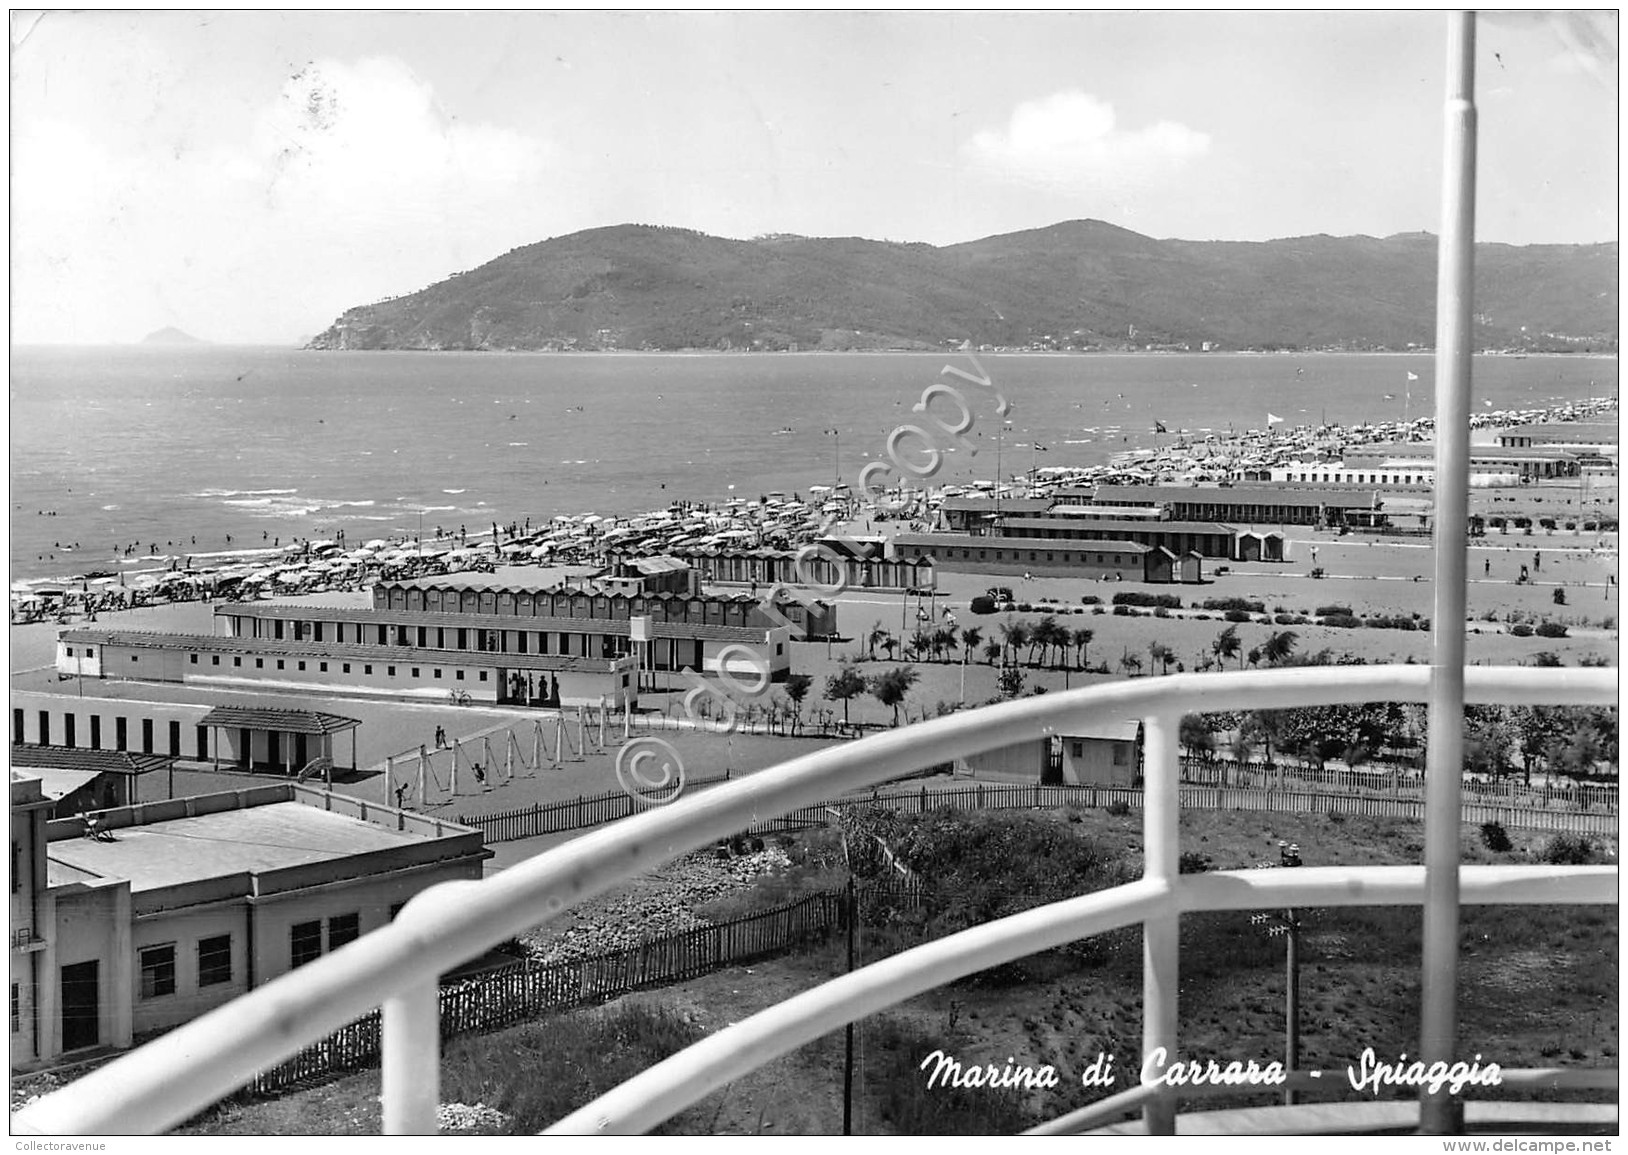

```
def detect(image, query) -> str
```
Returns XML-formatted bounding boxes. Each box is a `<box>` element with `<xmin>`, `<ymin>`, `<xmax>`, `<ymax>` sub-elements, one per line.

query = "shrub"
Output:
<box><xmin>1016</xmin><ymin>602</ymin><xmax>1034</xmax><ymax>613</ymax></box>
<box><xmin>1539</xmin><ymin>518</ymin><xmax>1557</xmax><ymax>530</ymax></box>
<box><xmin>1321</xmin><ymin>614</ymin><xmax>1362</xmax><ymax>629</ymax></box>
<box><xmin>1092</xmin><ymin>606</ymin><xmax>1105</xmax><ymax>615</ymax></box>
<box><xmin>1509</xmin><ymin>623</ymin><xmax>1534</xmax><ymax>638</ymax></box>
<box><xmin>1273</xmin><ymin>614</ymin><xmax>1297</xmax><ymax>625</ymax></box>
<box><xmin>1105</xmin><ymin>800</ymin><xmax>1132</xmax><ymax>817</ymax></box>
<box><xmin>1480</xmin><ymin>821</ymin><xmax>1513</xmax><ymax>853</ymax></box>
<box><xmin>1540</xmin><ymin>833</ymin><xmax>1595</xmax><ymax>866</ymax></box>
<box><xmin>1224</xmin><ymin>609</ymin><xmax>1252</xmax><ymax>623</ymax></box>
<box><xmin>1153</xmin><ymin>606</ymin><xmax>1170</xmax><ymax>618</ymax></box>
<box><xmin>1112</xmin><ymin>604</ymin><xmax>1136</xmax><ymax>616</ymax></box>
<box><xmin>1315</xmin><ymin>604</ymin><xmax>1354</xmax><ymax>617</ymax></box>
<box><xmin>1178</xmin><ymin>851</ymin><xmax>1212</xmax><ymax>874</ymax></box>
<box><xmin>969</xmin><ymin>595</ymin><xmax>997</xmax><ymax>615</ymax></box>
<box><xmin>1112</xmin><ymin>591</ymin><xmax>1182</xmax><ymax>609</ymax></box>
<box><xmin>1201</xmin><ymin>597</ymin><xmax>1264</xmax><ymax>614</ymax></box>
<box><xmin>1534</xmin><ymin>621</ymin><xmax>1568</xmax><ymax>638</ymax></box>
<box><xmin>1552</xmin><ymin>588</ymin><xmax>1567</xmax><ymax>605</ymax></box>
<box><xmin>1079</xmin><ymin>595</ymin><xmax>1102</xmax><ymax>606</ymax></box>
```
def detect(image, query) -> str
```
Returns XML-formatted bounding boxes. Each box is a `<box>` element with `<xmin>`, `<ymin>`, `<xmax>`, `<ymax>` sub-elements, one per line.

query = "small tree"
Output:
<box><xmin>1213</xmin><ymin>624</ymin><xmax>1242</xmax><ymax>670</ymax></box>
<box><xmin>982</xmin><ymin>639</ymin><xmax>1003</xmax><ymax>665</ymax></box>
<box><xmin>869</xmin><ymin>666</ymin><xmax>921</xmax><ymax>727</ymax></box>
<box><xmin>867</xmin><ymin>624</ymin><xmax>891</xmax><ymax>661</ymax></box>
<box><xmin>825</xmin><ymin>665</ymin><xmax>866</xmax><ymax>727</ymax></box>
<box><xmin>784</xmin><ymin>673</ymin><xmax>812</xmax><ymax>734</ymax></box>
<box><xmin>996</xmin><ymin>665</ymin><xmax>1026</xmax><ymax>700</ymax></box>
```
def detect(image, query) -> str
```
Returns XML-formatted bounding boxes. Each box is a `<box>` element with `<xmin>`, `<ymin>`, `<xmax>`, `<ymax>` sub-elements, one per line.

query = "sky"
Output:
<box><xmin>10</xmin><ymin>9</ymin><xmax>1619</xmax><ymax>345</ymax></box>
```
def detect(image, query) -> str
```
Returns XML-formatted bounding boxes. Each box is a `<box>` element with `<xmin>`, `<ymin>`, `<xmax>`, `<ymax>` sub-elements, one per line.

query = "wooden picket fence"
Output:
<box><xmin>1179</xmin><ymin>756</ymin><xmax>1617</xmax><ymax>813</ymax></box>
<box><xmin>461</xmin><ymin>772</ymin><xmax>1616</xmax><ymax>846</ymax></box>
<box><xmin>239</xmin><ymin>885</ymin><xmax>865</xmax><ymax>1097</ymax></box>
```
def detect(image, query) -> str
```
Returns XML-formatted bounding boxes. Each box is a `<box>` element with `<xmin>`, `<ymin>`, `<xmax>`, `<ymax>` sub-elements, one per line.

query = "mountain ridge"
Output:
<box><xmin>306</xmin><ymin>220</ymin><xmax>1617</xmax><ymax>354</ymax></box>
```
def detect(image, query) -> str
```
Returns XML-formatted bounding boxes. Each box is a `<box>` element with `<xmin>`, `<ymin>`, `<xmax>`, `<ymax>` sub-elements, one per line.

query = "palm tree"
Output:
<box><xmin>1246</xmin><ymin>646</ymin><xmax>1262</xmax><ymax>669</ymax></box>
<box><xmin>1029</xmin><ymin>616</ymin><xmax>1058</xmax><ymax>666</ymax></box>
<box><xmin>1212</xmin><ymin>624</ymin><xmax>1242</xmax><ymax>670</ymax></box>
<box><xmin>1000</xmin><ymin>621</ymin><xmax>1030</xmax><ymax>667</ymax></box>
<box><xmin>1263</xmin><ymin>630</ymin><xmax>1299</xmax><ymax>666</ymax></box>
<box><xmin>961</xmin><ymin>626</ymin><xmax>983</xmax><ymax>664</ymax></box>
<box><xmin>866</xmin><ymin>624</ymin><xmax>891</xmax><ymax>661</ymax></box>
<box><xmin>881</xmin><ymin>634</ymin><xmax>899</xmax><ymax>661</ymax></box>
<box><xmin>1148</xmin><ymin>640</ymin><xmax>1175</xmax><ymax>676</ymax></box>
<box><xmin>982</xmin><ymin>639</ymin><xmax>1003</xmax><ymax>665</ymax></box>
<box><xmin>1071</xmin><ymin>627</ymin><xmax>1094</xmax><ymax>671</ymax></box>
<box><xmin>941</xmin><ymin>623</ymin><xmax>960</xmax><ymax>663</ymax></box>
<box><xmin>1119</xmin><ymin>649</ymin><xmax>1143</xmax><ymax>678</ymax></box>
<box><xmin>869</xmin><ymin>666</ymin><xmax>921</xmax><ymax>727</ymax></box>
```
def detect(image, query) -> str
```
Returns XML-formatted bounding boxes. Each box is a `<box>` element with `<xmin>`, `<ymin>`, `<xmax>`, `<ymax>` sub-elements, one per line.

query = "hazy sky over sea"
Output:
<box><xmin>10</xmin><ymin>9</ymin><xmax>1618</xmax><ymax>345</ymax></box>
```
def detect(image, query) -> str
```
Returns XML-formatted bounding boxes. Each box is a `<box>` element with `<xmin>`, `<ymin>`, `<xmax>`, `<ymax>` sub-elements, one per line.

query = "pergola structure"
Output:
<box><xmin>198</xmin><ymin>705</ymin><xmax>360</xmax><ymax>783</ymax></box>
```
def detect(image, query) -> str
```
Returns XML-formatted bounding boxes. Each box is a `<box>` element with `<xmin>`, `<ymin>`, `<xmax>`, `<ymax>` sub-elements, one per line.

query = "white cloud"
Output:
<box><xmin>12</xmin><ymin>56</ymin><xmax>553</xmax><ymax>342</ymax></box>
<box><xmin>962</xmin><ymin>91</ymin><xmax>1210</xmax><ymax>194</ymax></box>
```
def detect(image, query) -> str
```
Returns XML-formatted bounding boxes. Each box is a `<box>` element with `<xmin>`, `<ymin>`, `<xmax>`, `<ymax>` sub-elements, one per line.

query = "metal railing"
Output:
<box><xmin>12</xmin><ymin>665</ymin><xmax>1618</xmax><ymax>1136</ymax></box>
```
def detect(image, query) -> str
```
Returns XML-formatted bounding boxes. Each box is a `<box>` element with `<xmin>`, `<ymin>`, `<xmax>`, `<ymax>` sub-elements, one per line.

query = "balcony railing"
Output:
<box><xmin>13</xmin><ymin>664</ymin><xmax>1616</xmax><ymax>1136</ymax></box>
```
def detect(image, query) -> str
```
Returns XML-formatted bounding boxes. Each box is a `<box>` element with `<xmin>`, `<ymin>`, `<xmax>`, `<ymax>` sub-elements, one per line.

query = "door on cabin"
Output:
<box><xmin>267</xmin><ymin>730</ymin><xmax>280</xmax><ymax>771</ymax></box>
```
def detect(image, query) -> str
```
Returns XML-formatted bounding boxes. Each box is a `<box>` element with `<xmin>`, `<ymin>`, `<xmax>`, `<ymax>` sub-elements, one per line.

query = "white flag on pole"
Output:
<box><xmin>1266</xmin><ymin>412</ymin><xmax>1284</xmax><ymax>426</ymax></box>
<box><xmin>1406</xmin><ymin>371</ymin><xmax>1420</xmax><ymax>381</ymax></box>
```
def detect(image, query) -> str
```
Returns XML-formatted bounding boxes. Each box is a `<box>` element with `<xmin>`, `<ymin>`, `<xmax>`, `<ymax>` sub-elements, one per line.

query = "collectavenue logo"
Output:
<box><xmin>610</xmin><ymin>356</ymin><xmax>1011</xmax><ymax>807</ymax></box>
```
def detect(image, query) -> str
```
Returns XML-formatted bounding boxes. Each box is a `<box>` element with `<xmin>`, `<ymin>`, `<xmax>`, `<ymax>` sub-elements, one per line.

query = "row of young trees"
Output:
<box><xmin>1179</xmin><ymin>640</ymin><xmax>1617</xmax><ymax>783</ymax></box>
<box><xmin>866</xmin><ymin>617</ymin><xmax>1099</xmax><ymax>671</ymax></box>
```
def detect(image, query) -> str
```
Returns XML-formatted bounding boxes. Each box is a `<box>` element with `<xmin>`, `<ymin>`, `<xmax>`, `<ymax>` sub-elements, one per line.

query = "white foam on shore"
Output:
<box><xmin>190</xmin><ymin>487</ymin><xmax>299</xmax><ymax>498</ymax></box>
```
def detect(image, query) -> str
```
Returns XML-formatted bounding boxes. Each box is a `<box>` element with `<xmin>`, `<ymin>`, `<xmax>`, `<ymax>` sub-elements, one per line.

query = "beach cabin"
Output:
<box><xmin>1060</xmin><ymin>721</ymin><xmax>1143</xmax><ymax>787</ymax></box>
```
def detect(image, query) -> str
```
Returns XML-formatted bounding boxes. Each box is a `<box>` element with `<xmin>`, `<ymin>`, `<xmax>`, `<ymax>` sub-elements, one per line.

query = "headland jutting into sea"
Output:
<box><xmin>10</xmin><ymin>394</ymin><xmax>1615</xmax><ymax>625</ymax></box>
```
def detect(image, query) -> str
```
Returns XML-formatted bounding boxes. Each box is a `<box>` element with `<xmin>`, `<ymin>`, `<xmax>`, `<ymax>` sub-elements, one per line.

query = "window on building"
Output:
<box><xmin>297</xmin><ymin>661</ymin><xmax>306</xmax><ymax>671</ymax></box>
<box><xmin>211</xmin><ymin>655</ymin><xmax>220</xmax><ymax>666</ymax></box>
<box><xmin>233</xmin><ymin>657</ymin><xmax>242</xmax><ymax>667</ymax></box>
<box><xmin>388</xmin><ymin>666</ymin><xmax>397</xmax><ymax>677</ymax></box>
<box><xmin>197</xmin><ymin>935</ymin><xmax>232</xmax><ymax>987</ymax></box>
<box><xmin>343</xmin><ymin>663</ymin><xmax>352</xmax><ymax>674</ymax></box>
<box><xmin>9</xmin><ymin>983</ymin><xmax>18</xmax><ymax>1032</ymax></box>
<box><xmin>1113</xmin><ymin>744</ymin><xmax>1129</xmax><ymax>766</ymax></box>
<box><xmin>255</xmin><ymin>658</ymin><xmax>264</xmax><ymax>669</ymax></box>
<box><xmin>434</xmin><ymin>669</ymin><xmax>442</xmax><ymax>679</ymax></box>
<box><xmin>66</xmin><ymin>646</ymin><xmax>75</xmax><ymax>658</ymax></box>
<box><xmin>290</xmin><ymin>921</ymin><xmax>323</xmax><ymax>969</ymax></box>
<box><xmin>276</xmin><ymin>660</ymin><xmax>285</xmax><ymax>670</ymax></box>
<box><xmin>10</xmin><ymin>842</ymin><xmax>19</xmax><ymax>894</ymax></box>
<box><xmin>456</xmin><ymin>670</ymin><xmax>465</xmax><ymax>680</ymax></box>
<box><xmin>411</xmin><ymin>667</ymin><xmax>420</xmax><ymax>678</ymax></box>
<box><xmin>319</xmin><ymin>662</ymin><xmax>328</xmax><ymax>672</ymax></box>
<box><xmin>328</xmin><ymin>913</ymin><xmax>361</xmax><ymax>951</ymax></box>
<box><xmin>85</xmin><ymin>647</ymin><xmax>94</xmax><ymax>659</ymax></box>
<box><xmin>1071</xmin><ymin>742</ymin><xmax>1083</xmax><ymax>759</ymax></box>
<box><xmin>479</xmin><ymin>670</ymin><xmax>489</xmax><ymax>681</ymax></box>
<box><xmin>139</xmin><ymin>944</ymin><xmax>177</xmax><ymax>999</ymax></box>
<box><xmin>364</xmin><ymin>665</ymin><xmax>373</xmax><ymax>675</ymax></box>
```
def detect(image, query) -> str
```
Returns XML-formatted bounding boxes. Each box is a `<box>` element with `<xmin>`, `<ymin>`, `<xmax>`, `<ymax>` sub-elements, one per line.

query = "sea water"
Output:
<box><xmin>9</xmin><ymin>346</ymin><xmax>1616</xmax><ymax>583</ymax></box>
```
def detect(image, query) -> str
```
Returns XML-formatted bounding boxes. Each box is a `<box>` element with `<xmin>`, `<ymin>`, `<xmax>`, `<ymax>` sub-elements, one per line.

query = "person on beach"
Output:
<box><xmin>473</xmin><ymin>763</ymin><xmax>487</xmax><ymax>788</ymax></box>
<box><xmin>1484</xmin><ymin>558</ymin><xmax>1491</xmax><ymax>576</ymax></box>
<box><xmin>434</xmin><ymin>725</ymin><xmax>447</xmax><ymax>749</ymax></box>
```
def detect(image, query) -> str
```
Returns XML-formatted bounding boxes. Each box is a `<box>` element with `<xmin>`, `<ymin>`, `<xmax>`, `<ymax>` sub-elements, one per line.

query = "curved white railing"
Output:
<box><xmin>13</xmin><ymin>665</ymin><xmax>1618</xmax><ymax>1136</ymax></box>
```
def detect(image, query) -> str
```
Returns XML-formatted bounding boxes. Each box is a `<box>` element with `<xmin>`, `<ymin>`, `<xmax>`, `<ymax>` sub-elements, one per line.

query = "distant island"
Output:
<box><xmin>142</xmin><ymin>326</ymin><xmax>206</xmax><ymax>345</ymax></box>
<box><xmin>306</xmin><ymin>220</ymin><xmax>1617</xmax><ymax>355</ymax></box>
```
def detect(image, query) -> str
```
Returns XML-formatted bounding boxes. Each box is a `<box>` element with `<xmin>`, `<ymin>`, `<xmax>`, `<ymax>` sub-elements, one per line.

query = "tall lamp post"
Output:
<box><xmin>1250</xmin><ymin>840</ymin><xmax>1304</xmax><ymax>1106</ymax></box>
<box><xmin>825</xmin><ymin>428</ymin><xmax>841</xmax><ymax>488</ymax></box>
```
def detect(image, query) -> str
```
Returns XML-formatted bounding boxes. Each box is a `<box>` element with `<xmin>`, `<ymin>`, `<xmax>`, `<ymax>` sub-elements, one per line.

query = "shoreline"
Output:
<box><xmin>10</xmin><ymin>394</ymin><xmax>1617</xmax><ymax>609</ymax></box>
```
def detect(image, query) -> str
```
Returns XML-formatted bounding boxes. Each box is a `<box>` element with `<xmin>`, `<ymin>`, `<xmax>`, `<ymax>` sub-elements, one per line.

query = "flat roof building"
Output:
<box><xmin>10</xmin><ymin>773</ymin><xmax>488</xmax><ymax>1071</ymax></box>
